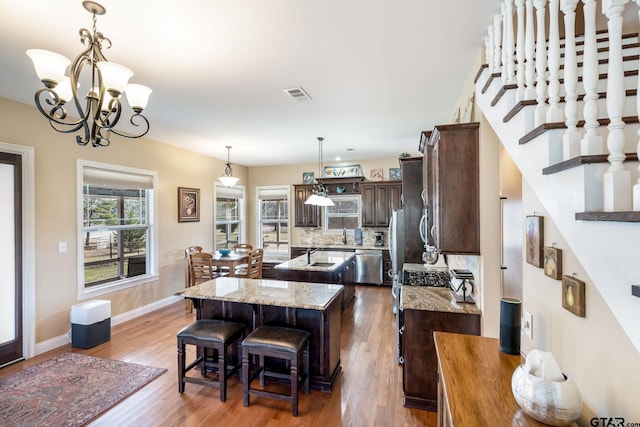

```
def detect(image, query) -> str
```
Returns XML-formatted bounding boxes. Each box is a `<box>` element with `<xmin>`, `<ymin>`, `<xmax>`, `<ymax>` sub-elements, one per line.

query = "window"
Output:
<box><xmin>78</xmin><ymin>160</ymin><xmax>157</xmax><ymax>298</ymax></box>
<box><xmin>324</xmin><ymin>195</ymin><xmax>361</xmax><ymax>231</ymax></box>
<box><xmin>256</xmin><ymin>186</ymin><xmax>290</xmax><ymax>258</ymax></box>
<box><xmin>214</xmin><ymin>184</ymin><xmax>245</xmax><ymax>249</ymax></box>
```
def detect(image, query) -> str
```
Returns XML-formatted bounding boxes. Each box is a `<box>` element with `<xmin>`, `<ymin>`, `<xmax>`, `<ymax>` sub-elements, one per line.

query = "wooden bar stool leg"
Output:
<box><xmin>303</xmin><ymin>345</ymin><xmax>310</xmax><ymax>394</ymax></box>
<box><xmin>219</xmin><ymin>347</ymin><xmax>228</xmax><ymax>402</ymax></box>
<box><xmin>178</xmin><ymin>339</ymin><xmax>186</xmax><ymax>393</ymax></box>
<box><xmin>259</xmin><ymin>355</ymin><xmax>265</xmax><ymax>386</ymax></box>
<box><xmin>291</xmin><ymin>355</ymin><xmax>299</xmax><ymax>416</ymax></box>
<box><xmin>242</xmin><ymin>347</ymin><xmax>250</xmax><ymax>407</ymax></box>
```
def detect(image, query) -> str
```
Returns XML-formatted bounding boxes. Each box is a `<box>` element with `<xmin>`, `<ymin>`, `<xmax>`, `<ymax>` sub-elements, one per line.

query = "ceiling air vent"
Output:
<box><xmin>283</xmin><ymin>87</ymin><xmax>312</xmax><ymax>101</ymax></box>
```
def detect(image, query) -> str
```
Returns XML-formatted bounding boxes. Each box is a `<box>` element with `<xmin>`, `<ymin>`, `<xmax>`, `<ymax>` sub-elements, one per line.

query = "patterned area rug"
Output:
<box><xmin>0</xmin><ymin>352</ymin><xmax>166</xmax><ymax>426</ymax></box>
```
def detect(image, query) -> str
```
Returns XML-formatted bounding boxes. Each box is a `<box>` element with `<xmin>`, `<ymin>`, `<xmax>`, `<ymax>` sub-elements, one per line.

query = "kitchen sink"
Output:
<box><xmin>309</xmin><ymin>262</ymin><xmax>335</xmax><ymax>267</ymax></box>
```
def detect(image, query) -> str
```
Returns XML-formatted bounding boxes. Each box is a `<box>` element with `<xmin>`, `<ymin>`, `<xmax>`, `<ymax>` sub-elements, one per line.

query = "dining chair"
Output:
<box><xmin>184</xmin><ymin>246</ymin><xmax>203</xmax><ymax>311</ymax></box>
<box><xmin>232</xmin><ymin>243</ymin><xmax>253</xmax><ymax>272</ymax></box>
<box><xmin>187</xmin><ymin>252</ymin><xmax>228</xmax><ymax>313</ymax></box>
<box><xmin>235</xmin><ymin>248</ymin><xmax>264</xmax><ymax>279</ymax></box>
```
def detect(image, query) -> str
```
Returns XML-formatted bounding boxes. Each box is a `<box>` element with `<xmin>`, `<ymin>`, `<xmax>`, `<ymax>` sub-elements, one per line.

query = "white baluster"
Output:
<box><xmin>603</xmin><ymin>0</ymin><xmax>631</xmax><ymax>212</ymax></box>
<box><xmin>580</xmin><ymin>0</ymin><xmax>604</xmax><ymax>155</ymax></box>
<box><xmin>515</xmin><ymin>0</ymin><xmax>526</xmax><ymax>101</ymax></box>
<box><xmin>488</xmin><ymin>25</ymin><xmax>495</xmax><ymax>73</ymax></box>
<box><xmin>525</xmin><ymin>0</ymin><xmax>536</xmax><ymax>100</ymax></box>
<box><xmin>546</xmin><ymin>0</ymin><xmax>563</xmax><ymax>122</ymax></box>
<box><xmin>494</xmin><ymin>14</ymin><xmax>503</xmax><ymax>76</ymax></box>
<box><xmin>534</xmin><ymin>0</ymin><xmax>548</xmax><ymax>125</ymax></box>
<box><xmin>561</xmin><ymin>0</ymin><xmax>581</xmax><ymax>159</ymax></box>
<box><xmin>634</xmin><ymin>0</ymin><xmax>640</xmax><ymax>210</ymax></box>
<box><xmin>501</xmin><ymin>3</ymin><xmax>508</xmax><ymax>85</ymax></box>
<box><xmin>505</xmin><ymin>0</ymin><xmax>516</xmax><ymax>85</ymax></box>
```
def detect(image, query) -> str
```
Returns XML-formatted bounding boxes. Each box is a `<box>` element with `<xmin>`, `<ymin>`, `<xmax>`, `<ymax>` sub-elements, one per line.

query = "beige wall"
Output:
<box><xmin>0</xmin><ymin>96</ymin><xmax>247</xmax><ymax>343</ymax></box>
<box><xmin>521</xmin><ymin>181</ymin><xmax>640</xmax><ymax>422</ymax></box>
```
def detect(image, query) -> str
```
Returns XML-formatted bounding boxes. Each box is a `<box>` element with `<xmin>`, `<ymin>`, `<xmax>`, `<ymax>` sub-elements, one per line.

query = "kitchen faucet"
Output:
<box><xmin>343</xmin><ymin>228</ymin><xmax>347</xmax><ymax>244</ymax></box>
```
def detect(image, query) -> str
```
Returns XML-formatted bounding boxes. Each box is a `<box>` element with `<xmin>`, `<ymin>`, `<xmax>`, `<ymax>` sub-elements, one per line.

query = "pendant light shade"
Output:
<box><xmin>305</xmin><ymin>137</ymin><xmax>334</xmax><ymax>206</ymax></box>
<box><xmin>219</xmin><ymin>146</ymin><xmax>239</xmax><ymax>187</ymax></box>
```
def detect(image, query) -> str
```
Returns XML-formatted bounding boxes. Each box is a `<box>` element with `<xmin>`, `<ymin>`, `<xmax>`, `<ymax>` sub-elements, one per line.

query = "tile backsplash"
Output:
<box><xmin>296</xmin><ymin>227</ymin><xmax>387</xmax><ymax>247</ymax></box>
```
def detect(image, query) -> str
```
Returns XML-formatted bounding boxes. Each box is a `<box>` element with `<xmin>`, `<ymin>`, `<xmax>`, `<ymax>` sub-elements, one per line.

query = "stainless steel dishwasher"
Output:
<box><xmin>355</xmin><ymin>249</ymin><xmax>383</xmax><ymax>285</ymax></box>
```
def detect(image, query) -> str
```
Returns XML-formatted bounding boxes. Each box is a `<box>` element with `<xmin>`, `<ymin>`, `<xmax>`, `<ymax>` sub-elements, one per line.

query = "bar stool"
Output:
<box><xmin>177</xmin><ymin>319</ymin><xmax>245</xmax><ymax>402</ymax></box>
<box><xmin>241</xmin><ymin>326</ymin><xmax>311</xmax><ymax>416</ymax></box>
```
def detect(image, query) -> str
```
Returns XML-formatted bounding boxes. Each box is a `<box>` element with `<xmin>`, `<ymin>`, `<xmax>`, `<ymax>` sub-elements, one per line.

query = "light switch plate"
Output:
<box><xmin>58</xmin><ymin>241</ymin><xmax>67</xmax><ymax>253</ymax></box>
<box><xmin>523</xmin><ymin>310</ymin><xmax>533</xmax><ymax>339</ymax></box>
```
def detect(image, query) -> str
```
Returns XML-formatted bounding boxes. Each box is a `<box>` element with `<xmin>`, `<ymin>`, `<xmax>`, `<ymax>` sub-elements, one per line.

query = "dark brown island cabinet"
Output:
<box><xmin>400</xmin><ymin>286</ymin><xmax>481</xmax><ymax>411</ymax></box>
<box><xmin>360</xmin><ymin>181</ymin><xmax>402</xmax><ymax>228</ymax></box>
<box><xmin>423</xmin><ymin>122</ymin><xmax>480</xmax><ymax>255</ymax></box>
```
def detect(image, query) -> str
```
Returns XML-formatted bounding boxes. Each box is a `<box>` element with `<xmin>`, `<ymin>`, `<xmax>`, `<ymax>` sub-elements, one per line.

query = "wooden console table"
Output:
<box><xmin>434</xmin><ymin>332</ymin><xmax>549</xmax><ymax>427</ymax></box>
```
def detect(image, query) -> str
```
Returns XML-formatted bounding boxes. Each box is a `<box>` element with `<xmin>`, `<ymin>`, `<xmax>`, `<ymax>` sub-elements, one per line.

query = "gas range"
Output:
<box><xmin>402</xmin><ymin>264</ymin><xmax>451</xmax><ymax>288</ymax></box>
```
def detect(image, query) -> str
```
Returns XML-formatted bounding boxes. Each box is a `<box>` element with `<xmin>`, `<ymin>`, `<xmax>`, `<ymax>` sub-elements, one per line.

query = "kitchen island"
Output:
<box><xmin>176</xmin><ymin>277</ymin><xmax>343</xmax><ymax>392</ymax></box>
<box><xmin>274</xmin><ymin>250</ymin><xmax>356</xmax><ymax>309</ymax></box>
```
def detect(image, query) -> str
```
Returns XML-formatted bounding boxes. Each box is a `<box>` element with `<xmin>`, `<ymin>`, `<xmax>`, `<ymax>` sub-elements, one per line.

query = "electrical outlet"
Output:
<box><xmin>523</xmin><ymin>310</ymin><xmax>533</xmax><ymax>339</ymax></box>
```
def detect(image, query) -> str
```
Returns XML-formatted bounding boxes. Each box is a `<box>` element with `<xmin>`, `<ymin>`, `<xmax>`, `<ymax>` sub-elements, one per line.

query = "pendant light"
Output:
<box><xmin>305</xmin><ymin>137</ymin><xmax>334</xmax><ymax>206</ymax></box>
<box><xmin>219</xmin><ymin>146</ymin><xmax>239</xmax><ymax>187</ymax></box>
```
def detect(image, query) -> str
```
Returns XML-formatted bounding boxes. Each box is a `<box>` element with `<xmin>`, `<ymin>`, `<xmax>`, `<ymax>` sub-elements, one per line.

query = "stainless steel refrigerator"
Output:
<box><xmin>388</xmin><ymin>209</ymin><xmax>405</xmax><ymax>315</ymax></box>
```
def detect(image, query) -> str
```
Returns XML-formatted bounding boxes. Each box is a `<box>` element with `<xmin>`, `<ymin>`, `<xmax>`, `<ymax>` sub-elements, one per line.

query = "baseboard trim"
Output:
<box><xmin>34</xmin><ymin>295</ymin><xmax>183</xmax><ymax>356</ymax></box>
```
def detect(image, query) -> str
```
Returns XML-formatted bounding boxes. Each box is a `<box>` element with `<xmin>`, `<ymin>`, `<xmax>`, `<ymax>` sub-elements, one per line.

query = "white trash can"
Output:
<box><xmin>70</xmin><ymin>300</ymin><xmax>111</xmax><ymax>349</ymax></box>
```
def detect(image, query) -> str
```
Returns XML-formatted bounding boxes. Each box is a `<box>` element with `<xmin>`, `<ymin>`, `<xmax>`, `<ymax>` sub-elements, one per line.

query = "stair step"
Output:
<box><xmin>519</xmin><ymin>116</ymin><xmax>640</xmax><ymax>145</ymax></box>
<box><xmin>542</xmin><ymin>153</ymin><xmax>638</xmax><ymax>175</ymax></box>
<box><xmin>575</xmin><ymin>211</ymin><xmax>640</xmax><ymax>222</ymax></box>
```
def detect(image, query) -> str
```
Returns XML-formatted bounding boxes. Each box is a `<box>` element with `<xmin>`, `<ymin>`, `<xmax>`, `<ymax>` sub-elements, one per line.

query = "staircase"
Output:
<box><xmin>475</xmin><ymin>0</ymin><xmax>640</xmax><ymax>352</ymax></box>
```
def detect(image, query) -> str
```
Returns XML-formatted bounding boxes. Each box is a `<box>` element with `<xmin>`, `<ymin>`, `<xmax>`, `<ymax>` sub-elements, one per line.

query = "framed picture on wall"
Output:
<box><xmin>525</xmin><ymin>215</ymin><xmax>544</xmax><ymax>267</ymax></box>
<box><xmin>178</xmin><ymin>187</ymin><xmax>200</xmax><ymax>222</ymax></box>
<box><xmin>302</xmin><ymin>172</ymin><xmax>315</xmax><ymax>184</ymax></box>
<box><xmin>562</xmin><ymin>275</ymin><xmax>586</xmax><ymax>317</ymax></box>
<box><xmin>543</xmin><ymin>246</ymin><xmax>563</xmax><ymax>280</ymax></box>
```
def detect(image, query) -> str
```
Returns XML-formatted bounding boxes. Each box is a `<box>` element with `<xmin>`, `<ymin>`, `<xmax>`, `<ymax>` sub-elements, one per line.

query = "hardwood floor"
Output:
<box><xmin>0</xmin><ymin>286</ymin><xmax>436</xmax><ymax>427</ymax></box>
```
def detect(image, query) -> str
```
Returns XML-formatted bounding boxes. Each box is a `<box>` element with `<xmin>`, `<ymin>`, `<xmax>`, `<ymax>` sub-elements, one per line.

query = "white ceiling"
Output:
<box><xmin>0</xmin><ymin>0</ymin><xmax>499</xmax><ymax>167</ymax></box>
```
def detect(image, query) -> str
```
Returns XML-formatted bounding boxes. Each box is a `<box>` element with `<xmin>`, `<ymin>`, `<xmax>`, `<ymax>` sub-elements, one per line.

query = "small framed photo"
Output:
<box><xmin>525</xmin><ymin>215</ymin><xmax>544</xmax><ymax>267</ymax></box>
<box><xmin>370</xmin><ymin>168</ymin><xmax>383</xmax><ymax>181</ymax></box>
<box><xmin>562</xmin><ymin>275</ymin><xmax>586</xmax><ymax>317</ymax></box>
<box><xmin>302</xmin><ymin>171</ymin><xmax>315</xmax><ymax>184</ymax></box>
<box><xmin>178</xmin><ymin>187</ymin><xmax>200</xmax><ymax>222</ymax></box>
<box><xmin>389</xmin><ymin>168</ymin><xmax>402</xmax><ymax>181</ymax></box>
<box><xmin>543</xmin><ymin>246</ymin><xmax>563</xmax><ymax>280</ymax></box>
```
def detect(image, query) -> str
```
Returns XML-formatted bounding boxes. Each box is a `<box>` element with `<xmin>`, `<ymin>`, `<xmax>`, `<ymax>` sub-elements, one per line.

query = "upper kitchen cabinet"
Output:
<box><xmin>361</xmin><ymin>181</ymin><xmax>401</xmax><ymax>227</ymax></box>
<box><xmin>294</xmin><ymin>184</ymin><xmax>320</xmax><ymax>227</ymax></box>
<box><xmin>399</xmin><ymin>157</ymin><xmax>424</xmax><ymax>263</ymax></box>
<box><xmin>424</xmin><ymin>123</ymin><xmax>480</xmax><ymax>255</ymax></box>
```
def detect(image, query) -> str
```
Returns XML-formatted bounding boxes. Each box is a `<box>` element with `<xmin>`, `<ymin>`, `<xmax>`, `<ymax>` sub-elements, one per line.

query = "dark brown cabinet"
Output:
<box><xmin>401</xmin><ymin>303</ymin><xmax>481</xmax><ymax>411</ymax></box>
<box><xmin>400</xmin><ymin>157</ymin><xmax>424</xmax><ymax>263</ymax></box>
<box><xmin>382</xmin><ymin>249</ymin><xmax>392</xmax><ymax>285</ymax></box>
<box><xmin>361</xmin><ymin>181</ymin><xmax>402</xmax><ymax>227</ymax></box>
<box><xmin>424</xmin><ymin>123</ymin><xmax>480</xmax><ymax>255</ymax></box>
<box><xmin>294</xmin><ymin>185</ymin><xmax>320</xmax><ymax>227</ymax></box>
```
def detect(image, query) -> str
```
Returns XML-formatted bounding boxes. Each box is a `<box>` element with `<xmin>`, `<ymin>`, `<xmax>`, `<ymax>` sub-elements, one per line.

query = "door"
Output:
<box><xmin>0</xmin><ymin>152</ymin><xmax>23</xmax><ymax>366</ymax></box>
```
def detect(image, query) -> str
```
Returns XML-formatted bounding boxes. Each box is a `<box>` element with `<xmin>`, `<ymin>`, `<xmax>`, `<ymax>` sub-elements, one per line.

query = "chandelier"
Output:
<box><xmin>219</xmin><ymin>146</ymin><xmax>240</xmax><ymax>187</ymax></box>
<box><xmin>305</xmin><ymin>137</ymin><xmax>335</xmax><ymax>207</ymax></box>
<box><xmin>26</xmin><ymin>1</ymin><xmax>151</xmax><ymax>147</ymax></box>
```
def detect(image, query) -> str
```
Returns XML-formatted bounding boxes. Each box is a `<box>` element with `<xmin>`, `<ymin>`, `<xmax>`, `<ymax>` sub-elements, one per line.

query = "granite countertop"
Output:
<box><xmin>293</xmin><ymin>244</ymin><xmax>388</xmax><ymax>251</ymax></box>
<box><xmin>175</xmin><ymin>277</ymin><xmax>344</xmax><ymax>310</ymax></box>
<box><xmin>400</xmin><ymin>285</ymin><xmax>481</xmax><ymax>315</ymax></box>
<box><xmin>275</xmin><ymin>250</ymin><xmax>356</xmax><ymax>272</ymax></box>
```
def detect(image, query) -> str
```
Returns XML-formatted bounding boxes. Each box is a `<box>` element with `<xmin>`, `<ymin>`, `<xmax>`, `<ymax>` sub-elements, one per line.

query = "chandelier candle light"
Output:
<box><xmin>305</xmin><ymin>137</ymin><xmax>335</xmax><ymax>207</ymax></box>
<box><xmin>26</xmin><ymin>1</ymin><xmax>151</xmax><ymax>147</ymax></box>
<box><xmin>219</xmin><ymin>146</ymin><xmax>239</xmax><ymax>187</ymax></box>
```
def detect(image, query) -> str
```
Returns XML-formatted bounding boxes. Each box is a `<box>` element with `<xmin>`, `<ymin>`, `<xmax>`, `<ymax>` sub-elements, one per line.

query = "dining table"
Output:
<box><xmin>210</xmin><ymin>251</ymin><xmax>249</xmax><ymax>277</ymax></box>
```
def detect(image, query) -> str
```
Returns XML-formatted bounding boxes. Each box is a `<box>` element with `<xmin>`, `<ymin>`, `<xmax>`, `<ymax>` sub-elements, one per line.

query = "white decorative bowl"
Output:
<box><xmin>511</xmin><ymin>365</ymin><xmax>582</xmax><ymax>426</ymax></box>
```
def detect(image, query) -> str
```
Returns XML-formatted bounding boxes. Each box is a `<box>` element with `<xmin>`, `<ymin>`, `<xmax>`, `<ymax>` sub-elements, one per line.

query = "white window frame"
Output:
<box><xmin>214</xmin><ymin>183</ymin><xmax>246</xmax><ymax>250</ymax></box>
<box><xmin>323</xmin><ymin>194</ymin><xmax>362</xmax><ymax>233</ymax></box>
<box><xmin>76</xmin><ymin>160</ymin><xmax>158</xmax><ymax>300</ymax></box>
<box><xmin>256</xmin><ymin>185</ymin><xmax>290</xmax><ymax>259</ymax></box>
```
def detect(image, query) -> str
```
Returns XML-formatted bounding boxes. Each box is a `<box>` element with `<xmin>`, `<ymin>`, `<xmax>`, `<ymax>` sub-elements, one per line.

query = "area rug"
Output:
<box><xmin>0</xmin><ymin>352</ymin><xmax>166</xmax><ymax>427</ymax></box>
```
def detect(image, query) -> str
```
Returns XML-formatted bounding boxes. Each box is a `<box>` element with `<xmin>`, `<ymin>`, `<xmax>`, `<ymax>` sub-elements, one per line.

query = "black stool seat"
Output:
<box><xmin>177</xmin><ymin>319</ymin><xmax>245</xmax><ymax>402</ymax></box>
<box><xmin>242</xmin><ymin>326</ymin><xmax>311</xmax><ymax>416</ymax></box>
<box><xmin>241</xmin><ymin>326</ymin><xmax>310</xmax><ymax>353</ymax></box>
<box><xmin>177</xmin><ymin>319</ymin><xmax>244</xmax><ymax>344</ymax></box>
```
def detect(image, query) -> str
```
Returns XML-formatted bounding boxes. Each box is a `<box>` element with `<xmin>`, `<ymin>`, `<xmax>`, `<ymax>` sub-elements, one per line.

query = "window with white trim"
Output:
<box><xmin>78</xmin><ymin>161</ymin><xmax>157</xmax><ymax>297</ymax></box>
<box><xmin>323</xmin><ymin>195</ymin><xmax>361</xmax><ymax>231</ymax></box>
<box><xmin>214</xmin><ymin>184</ymin><xmax>245</xmax><ymax>249</ymax></box>
<box><xmin>256</xmin><ymin>186</ymin><xmax>289</xmax><ymax>258</ymax></box>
